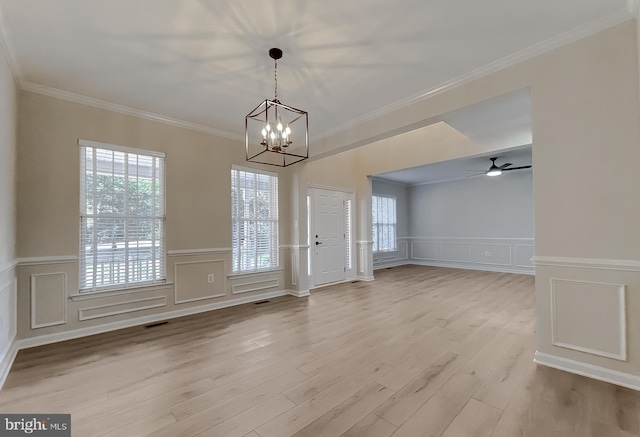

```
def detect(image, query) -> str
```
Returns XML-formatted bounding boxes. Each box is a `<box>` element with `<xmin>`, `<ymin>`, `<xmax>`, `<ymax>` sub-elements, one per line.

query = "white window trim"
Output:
<box><xmin>231</xmin><ymin>165</ymin><xmax>279</xmax><ymax>273</ymax></box>
<box><xmin>372</xmin><ymin>194</ymin><xmax>397</xmax><ymax>253</ymax></box>
<box><xmin>79</xmin><ymin>138</ymin><xmax>165</xmax><ymax>158</ymax></box>
<box><xmin>79</xmin><ymin>139</ymin><xmax>167</xmax><ymax>293</ymax></box>
<box><xmin>231</xmin><ymin>164</ymin><xmax>277</xmax><ymax>178</ymax></box>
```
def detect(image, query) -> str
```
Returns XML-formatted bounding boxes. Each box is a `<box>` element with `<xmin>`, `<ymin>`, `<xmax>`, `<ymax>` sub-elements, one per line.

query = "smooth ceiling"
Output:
<box><xmin>374</xmin><ymin>144</ymin><xmax>532</xmax><ymax>186</ymax></box>
<box><xmin>0</xmin><ymin>0</ymin><xmax>631</xmax><ymax>139</ymax></box>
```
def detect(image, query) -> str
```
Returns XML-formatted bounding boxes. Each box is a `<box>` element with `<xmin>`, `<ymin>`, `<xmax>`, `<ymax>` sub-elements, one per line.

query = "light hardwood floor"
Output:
<box><xmin>1</xmin><ymin>265</ymin><xmax>639</xmax><ymax>436</ymax></box>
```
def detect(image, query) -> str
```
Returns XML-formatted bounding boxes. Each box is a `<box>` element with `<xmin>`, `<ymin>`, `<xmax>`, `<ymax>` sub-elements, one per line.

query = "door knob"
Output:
<box><xmin>316</xmin><ymin>241</ymin><xmax>323</xmax><ymax>245</ymax></box>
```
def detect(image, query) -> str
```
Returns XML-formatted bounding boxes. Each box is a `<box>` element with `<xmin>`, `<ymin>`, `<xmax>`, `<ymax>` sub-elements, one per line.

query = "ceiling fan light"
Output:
<box><xmin>486</xmin><ymin>169</ymin><xmax>502</xmax><ymax>176</ymax></box>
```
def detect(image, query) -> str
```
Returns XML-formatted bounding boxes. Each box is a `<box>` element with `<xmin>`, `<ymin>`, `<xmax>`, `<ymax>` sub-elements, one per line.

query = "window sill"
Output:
<box><xmin>227</xmin><ymin>268</ymin><xmax>283</xmax><ymax>279</ymax></box>
<box><xmin>70</xmin><ymin>282</ymin><xmax>173</xmax><ymax>301</ymax></box>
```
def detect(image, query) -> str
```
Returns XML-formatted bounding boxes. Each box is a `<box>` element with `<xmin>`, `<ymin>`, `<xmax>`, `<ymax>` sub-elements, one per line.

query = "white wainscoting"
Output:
<box><xmin>550</xmin><ymin>278</ymin><xmax>626</xmax><ymax>361</ymax></box>
<box><xmin>411</xmin><ymin>240</ymin><xmax>438</xmax><ymax>261</ymax></box>
<box><xmin>30</xmin><ymin>272</ymin><xmax>67</xmax><ymax>329</ymax></box>
<box><xmin>357</xmin><ymin>241</ymin><xmax>374</xmax><ymax>279</ymax></box>
<box><xmin>534</xmin><ymin>352</ymin><xmax>640</xmax><ymax>391</ymax></box>
<box><xmin>373</xmin><ymin>238</ymin><xmax>410</xmax><ymax>270</ymax></box>
<box><xmin>373</xmin><ymin>237</ymin><xmax>534</xmax><ymax>273</ymax></box>
<box><xmin>290</xmin><ymin>251</ymin><xmax>299</xmax><ymax>286</ymax></box>
<box><xmin>79</xmin><ymin>296</ymin><xmax>168</xmax><ymax>321</ymax></box>
<box><xmin>232</xmin><ymin>278</ymin><xmax>280</xmax><ymax>295</ymax></box>
<box><xmin>515</xmin><ymin>244</ymin><xmax>535</xmax><ymax>269</ymax></box>
<box><xmin>0</xmin><ymin>272</ymin><xmax>17</xmax><ymax>391</ymax></box>
<box><xmin>398</xmin><ymin>240</ymin><xmax>409</xmax><ymax>260</ymax></box>
<box><xmin>17</xmin><ymin>289</ymin><xmax>299</xmax><ymax>351</ymax></box>
<box><xmin>0</xmin><ymin>279</ymin><xmax>16</xmax><ymax>352</ymax></box>
<box><xmin>408</xmin><ymin>237</ymin><xmax>535</xmax><ymax>274</ymax></box>
<box><xmin>440</xmin><ymin>242</ymin><xmax>472</xmax><ymax>263</ymax></box>
<box><xmin>472</xmin><ymin>243</ymin><xmax>511</xmax><ymax>267</ymax></box>
<box><xmin>532</xmin><ymin>256</ymin><xmax>640</xmax><ymax>391</ymax></box>
<box><xmin>229</xmin><ymin>269</ymin><xmax>282</xmax><ymax>295</ymax></box>
<box><xmin>174</xmin><ymin>259</ymin><xmax>227</xmax><ymax>304</ymax></box>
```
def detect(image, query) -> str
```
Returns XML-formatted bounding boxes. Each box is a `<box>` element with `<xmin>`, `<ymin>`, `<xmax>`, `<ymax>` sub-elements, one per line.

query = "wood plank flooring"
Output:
<box><xmin>1</xmin><ymin>265</ymin><xmax>639</xmax><ymax>436</ymax></box>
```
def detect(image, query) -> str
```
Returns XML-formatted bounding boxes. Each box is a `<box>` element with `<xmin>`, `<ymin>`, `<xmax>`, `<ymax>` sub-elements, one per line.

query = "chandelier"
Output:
<box><xmin>245</xmin><ymin>48</ymin><xmax>309</xmax><ymax>167</ymax></box>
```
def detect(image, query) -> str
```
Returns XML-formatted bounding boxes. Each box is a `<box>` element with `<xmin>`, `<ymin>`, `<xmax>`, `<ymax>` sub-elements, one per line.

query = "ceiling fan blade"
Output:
<box><xmin>502</xmin><ymin>165</ymin><xmax>532</xmax><ymax>171</ymax></box>
<box><xmin>465</xmin><ymin>169</ymin><xmax>487</xmax><ymax>172</ymax></box>
<box><xmin>498</xmin><ymin>163</ymin><xmax>512</xmax><ymax>169</ymax></box>
<box><xmin>465</xmin><ymin>172</ymin><xmax>486</xmax><ymax>178</ymax></box>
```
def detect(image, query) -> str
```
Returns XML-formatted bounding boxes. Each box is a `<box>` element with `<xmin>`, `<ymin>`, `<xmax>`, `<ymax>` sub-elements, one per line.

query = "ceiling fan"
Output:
<box><xmin>467</xmin><ymin>157</ymin><xmax>532</xmax><ymax>177</ymax></box>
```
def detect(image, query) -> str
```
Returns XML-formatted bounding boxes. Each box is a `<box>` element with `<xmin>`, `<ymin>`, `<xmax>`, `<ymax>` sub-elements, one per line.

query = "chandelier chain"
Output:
<box><xmin>274</xmin><ymin>59</ymin><xmax>278</xmax><ymax>100</ymax></box>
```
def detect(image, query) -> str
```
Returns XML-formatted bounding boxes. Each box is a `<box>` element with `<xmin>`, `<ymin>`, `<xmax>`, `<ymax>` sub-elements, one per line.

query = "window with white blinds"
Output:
<box><xmin>79</xmin><ymin>140</ymin><xmax>166</xmax><ymax>291</ymax></box>
<box><xmin>231</xmin><ymin>167</ymin><xmax>279</xmax><ymax>272</ymax></box>
<box><xmin>372</xmin><ymin>195</ymin><xmax>397</xmax><ymax>253</ymax></box>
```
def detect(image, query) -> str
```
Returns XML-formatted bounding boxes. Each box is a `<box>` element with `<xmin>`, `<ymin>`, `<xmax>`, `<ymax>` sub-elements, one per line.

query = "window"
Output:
<box><xmin>79</xmin><ymin>140</ymin><xmax>165</xmax><ymax>291</ymax></box>
<box><xmin>372</xmin><ymin>195</ymin><xmax>396</xmax><ymax>252</ymax></box>
<box><xmin>231</xmin><ymin>167</ymin><xmax>279</xmax><ymax>272</ymax></box>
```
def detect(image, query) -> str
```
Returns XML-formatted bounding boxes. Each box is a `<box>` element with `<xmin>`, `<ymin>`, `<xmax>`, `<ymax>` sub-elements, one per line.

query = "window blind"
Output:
<box><xmin>231</xmin><ymin>167</ymin><xmax>279</xmax><ymax>272</ymax></box>
<box><xmin>372</xmin><ymin>195</ymin><xmax>397</xmax><ymax>253</ymax></box>
<box><xmin>79</xmin><ymin>142</ymin><xmax>166</xmax><ymax>291</ymax></box>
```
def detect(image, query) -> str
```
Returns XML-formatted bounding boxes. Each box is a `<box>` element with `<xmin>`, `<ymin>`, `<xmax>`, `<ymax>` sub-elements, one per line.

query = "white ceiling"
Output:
<box><xmin>374</xmin><ymin>87</ymin><xmax>532</xmax><ymax>185</ymax></box>
<box><xmin>0</xmin><ymin>0</ymin><xmax>632</xmax><ymax>140</ymax></box>
<box><xmin>374</xmin><ymin>144</ymin><xmax>532</xmax><ymax>186</ymax></box>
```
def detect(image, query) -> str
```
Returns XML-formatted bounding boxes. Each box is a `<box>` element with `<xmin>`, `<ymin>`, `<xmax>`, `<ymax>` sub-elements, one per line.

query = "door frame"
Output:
<box><xmin>308</xmin><ymin>185</ymin><xmax>356</xmax><ymax>287</ymax></box>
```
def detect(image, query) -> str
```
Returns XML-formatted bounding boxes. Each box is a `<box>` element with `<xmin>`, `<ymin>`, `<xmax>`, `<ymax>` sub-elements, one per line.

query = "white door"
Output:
<box><xmin>312</xmin><ymin>188</ymin><xmax>345</xmax><ymax>286</ymax></box>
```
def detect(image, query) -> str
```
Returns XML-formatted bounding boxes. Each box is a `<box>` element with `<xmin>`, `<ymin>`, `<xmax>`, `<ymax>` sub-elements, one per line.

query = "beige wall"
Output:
<box><xmin>17</xmin><ymin>92</ymin><xmax>245</xmax><ymax>256</ymax></box>
<box><xmin>306</xmin><ymin>20</ymin><xmax>640</xmax><ymax>384</ymax></box>
<box><xmin>0</xmin><ymin>40</ymin><xmax>18</xmax><ymax>379</ymax></box>
<box><xmin>15</xmin><ymin>91</ymin><xmax>297</xmax><ymax>341</ymax></box>
<box><xmin>7</xmin><ymin>18</ymin><xmax>640</xmax><ymax>388</ymax></box>
<box><xmin>0</xmin><ymin>44</ymin><xmax>16</xmax><ymax>270</ymax></box>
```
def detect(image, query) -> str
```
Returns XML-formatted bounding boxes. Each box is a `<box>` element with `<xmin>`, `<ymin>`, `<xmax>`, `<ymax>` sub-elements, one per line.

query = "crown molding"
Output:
<box><xmin>0</xmin><ymin>2</ymin><xmax>22</xmax><ymax>86</ymax></box>
<box><xmin>370</xmin><ymin>176</ymin><xmax>411</xmax><ymax>187</ymax></box>
<box><xmin>1</xmin><ymin>6</ymin><xmax>634</xmax><ymax>143</ymax></box>
<box><xmin>20</xmin><ymin>81</ymin><xmax>244</xmax><ymax>141</ymax></box>
<box><xmin>316</xmin><ymin>8</ymin><xmax>635</xmax><ymax>141</ymax></box>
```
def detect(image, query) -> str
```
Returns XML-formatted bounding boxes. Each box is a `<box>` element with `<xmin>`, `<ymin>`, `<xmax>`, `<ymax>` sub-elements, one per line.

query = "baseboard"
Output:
<box><xmin>409</xmin><ymin>260</ymin><xmax>535</xmax><ymax>275</ymax></box>
<box><xmin>287</xmin><ymin>289</ymin><xmax>310</xmax><ymax>297</ymax></box>
<box><xmin>373</xmin><ymin>261</ymin><xmax>411</xmax><ymax>270</ymax></box>
<box><xmin>0</xmin><ymin>341</ymin><xmax>18</xmax><ymax>391</ymax></box>
<box><xmin>534</xmin><ymin>351</ymin><xmax>640</xmax><ymax>391</ymax></box>
<box><xmin>356</xmin><ymin>276</ymin><xmax>375</xmax><ymax>282</ymax></box>
<box><xmin>16</xmin><ymin>289</ymin><xmax>292</xmax><ymax>350</ymax></box>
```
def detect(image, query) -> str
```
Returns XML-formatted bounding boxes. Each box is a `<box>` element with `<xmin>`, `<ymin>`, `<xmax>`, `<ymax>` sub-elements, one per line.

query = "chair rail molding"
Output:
<box><xmin>532</xmin><ymin>256</ymin><xmax>640</xmax><ymax>271</ymax></box>
<box><xmin>17</xmin><ymin>255</ymin><xmax>77</xmax><ymax>266</ymax></box>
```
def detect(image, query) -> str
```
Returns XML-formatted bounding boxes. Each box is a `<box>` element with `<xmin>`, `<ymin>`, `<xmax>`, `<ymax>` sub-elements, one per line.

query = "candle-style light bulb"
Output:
<box><xmin>277</xmin><ymin>122</ymin><xmax>283</xmax><ymax>132</ymax></box>
<box><xmin>261</xmin><ymin>128</ymin><xmax>267</xmax><ymax>138</ymax></box>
